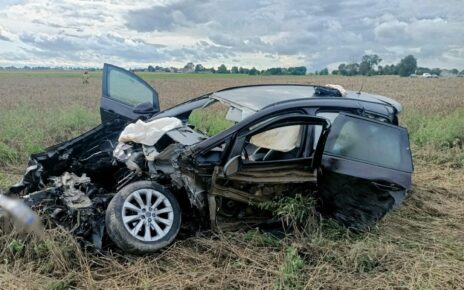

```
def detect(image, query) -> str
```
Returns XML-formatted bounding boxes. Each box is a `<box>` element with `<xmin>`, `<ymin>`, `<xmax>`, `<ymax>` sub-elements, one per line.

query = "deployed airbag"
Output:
<box><xmin>118</xmin><ymin>117</ymin><xmax>182</xmax><ymax>145</ymax></box>
<box><xmin>250</xmin><ymin>125</ymin><xmax>301</xmax><ymax>152</ymax></box>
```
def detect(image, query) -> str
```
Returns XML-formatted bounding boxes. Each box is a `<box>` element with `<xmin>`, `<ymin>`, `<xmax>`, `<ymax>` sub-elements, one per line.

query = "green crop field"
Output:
<box><xmin>0</xmin><ymin>72</ymin><xmax>463</xmax><ymax>289</ymax></box>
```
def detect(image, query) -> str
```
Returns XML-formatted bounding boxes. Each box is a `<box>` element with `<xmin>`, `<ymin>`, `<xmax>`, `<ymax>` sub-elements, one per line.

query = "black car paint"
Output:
<box><xmin>189</xmin><ymin>110</ymin><xmax>412</xmax><ymax>230</ymax></box>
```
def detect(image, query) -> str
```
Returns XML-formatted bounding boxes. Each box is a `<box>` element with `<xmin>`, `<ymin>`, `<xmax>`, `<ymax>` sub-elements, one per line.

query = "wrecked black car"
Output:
<box><xmin>2</xmin><ymin>64</ymin><xmax>413</xmax><ymax>253</ymax></box>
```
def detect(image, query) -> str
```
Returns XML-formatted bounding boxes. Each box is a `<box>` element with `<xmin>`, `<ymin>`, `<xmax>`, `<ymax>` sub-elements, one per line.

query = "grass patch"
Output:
<box><xmin>402</xmin><ymin>108</ymin><xmax>464</xmax><ymax>147</ymax></box>
<box><xmin>259</xmin><ymin>194</ymin><xmax>318</xmax><ymax>236</ymax></box>
<box><xmin>275</xmin><ymin>246</ymin><xmax>304</xmax><ymax>289</ymax></box>
<box><xmin>243</xmin><ymin>229</ymin><xmax>281</xmax><ymax>247</ymax></box>
<box><xmin>0</xmin><ymin>142</ymin><xmax>20</xmax><ymax>166</ymax></box>
<box><xmin>0</xmin><ymin>105</ymin><xmax>99</xmax><ymax>167</ymax></box>
<box><xmin>401</xmin><ymin>108</ymin><xmax>464</xmax><ymax>167</ymax></box>
<box><xmin>188</xmin><ymin>102</ymin><xmax>235</xmax><ymax>136</ymax></box>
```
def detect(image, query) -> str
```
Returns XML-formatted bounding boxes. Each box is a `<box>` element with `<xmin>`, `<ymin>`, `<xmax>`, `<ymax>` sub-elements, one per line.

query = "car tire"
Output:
<box><xmin>105</xmin><ymin>181</ymin><xmax>181</xmax><ymax>254</ymax></box>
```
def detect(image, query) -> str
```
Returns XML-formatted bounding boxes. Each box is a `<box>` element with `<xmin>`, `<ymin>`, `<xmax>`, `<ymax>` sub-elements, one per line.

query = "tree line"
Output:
<box><xmin>3</xmin><ymin>55</ymin><xmax>463</xmax><ymax>77</ymax></box>
<box><xmin>148</xmin><ymin>62</ymin><xmax>307</xmax><ymax>75</ymax></box>
<box><xmin>326</xmin><ymin>55</ymin><xmax>463</xmax><ymax>77</ymax></box>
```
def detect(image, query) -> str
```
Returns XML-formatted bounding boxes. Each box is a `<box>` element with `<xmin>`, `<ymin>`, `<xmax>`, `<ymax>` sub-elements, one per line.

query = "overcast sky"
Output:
<box><xmin>0</xmin><ymin>0</ymin><xmax>463</xmax><ymax>70</ymax></box>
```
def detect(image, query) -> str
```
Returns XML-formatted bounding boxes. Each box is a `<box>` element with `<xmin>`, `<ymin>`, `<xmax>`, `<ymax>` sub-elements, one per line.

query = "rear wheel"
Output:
<box><xmin>106</xmin><ymin>181</ymin><xmax>181</xmax><ymax>254</ymax></box>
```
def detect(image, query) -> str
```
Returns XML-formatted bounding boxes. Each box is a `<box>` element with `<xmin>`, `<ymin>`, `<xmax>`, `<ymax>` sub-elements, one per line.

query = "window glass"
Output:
<box><xmin>188</xmin><ymin>101</ymin><xmax>235</xmax><ymax>136</ymax></box>
<box><xmin>313</xmin><ymin>112</ymin><xmax>339</xmax><ymax>149</ymax></box>
<box><xmin>325</xmin><ymin>117</ymin><xmax>405</xmax><ymax>170</ymax></box>
<box><xmin>108</xmin><ymin>69</ymin><xmax>153</xmax><ymax>106</ymax></box>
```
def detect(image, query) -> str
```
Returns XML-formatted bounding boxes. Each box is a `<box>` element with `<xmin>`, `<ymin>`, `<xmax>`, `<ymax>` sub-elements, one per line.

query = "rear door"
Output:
<box><xmin>317</xmin><ymin>113</ymin><xmax>413</xmax><ymax>231</ymax></box>
<box><xmin>101</xmin><ymin>63</ymin><xmax>160</xmax><ymax>122</ymax></box>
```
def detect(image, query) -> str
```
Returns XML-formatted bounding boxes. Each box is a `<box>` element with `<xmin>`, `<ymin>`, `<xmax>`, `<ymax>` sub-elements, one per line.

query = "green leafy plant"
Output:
<box><xmin>259</xmin><ymin>194</ymin><xmax>318</xmax><ymax>237</ymax></box>
<box><xmin>275</xmin><ymin>246</ymin><xmax>304</xmax><ymax>289</ymax></box>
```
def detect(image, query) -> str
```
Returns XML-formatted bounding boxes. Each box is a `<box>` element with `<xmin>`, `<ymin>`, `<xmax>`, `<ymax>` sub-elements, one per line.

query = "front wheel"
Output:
<box><xmin>105</xmin><ymin>181</ymin><xmax>181</xmax><ymax>254</ymax></box>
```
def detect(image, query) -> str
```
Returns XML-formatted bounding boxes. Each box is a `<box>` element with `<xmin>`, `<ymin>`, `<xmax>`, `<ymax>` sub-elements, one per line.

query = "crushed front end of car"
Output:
<box><xmin>0</xmin><ymin>116</ymin><xmax>211</xmax><ymax>250</ymax></box>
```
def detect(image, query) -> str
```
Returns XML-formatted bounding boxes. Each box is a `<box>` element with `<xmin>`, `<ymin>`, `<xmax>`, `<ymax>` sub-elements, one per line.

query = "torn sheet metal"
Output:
<box><xmin>166</xmin><ymin>126</ymin><xmax>207</xmax><ymax>146</ymax></box>
<box><xmin>118</xmin><ymin>117</ymin><xmax>182</xmax><ymax>145</ymax></box>
<box><xmin>7</xmin><ymin>172</ymin><xmax>112</xmax><ymax>248</ymax></box>
<box><xmin>51</xmin><ymin>172</ymin><xmax>93</xmax><ymax>209</ymax></box>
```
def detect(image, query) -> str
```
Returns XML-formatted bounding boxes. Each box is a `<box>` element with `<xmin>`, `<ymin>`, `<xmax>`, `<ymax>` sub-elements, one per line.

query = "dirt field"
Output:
<box><xmin>0</xmin><ymin>73</ymin><xmax>463</xmax><ymax>289</ymax></box>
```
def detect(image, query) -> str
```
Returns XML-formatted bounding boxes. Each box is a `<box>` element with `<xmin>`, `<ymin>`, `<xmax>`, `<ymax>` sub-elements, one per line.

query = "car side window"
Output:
<box><xmin>325</xmin><ymin>116</ymin><xmax>411</xmax><ymax>171</ymax></box>
<box><xmin>242</xmin><ymin>124</ymin><xmax>304</xmax><ymax>162</ymax></box>
<box><xmin>108</xmin><ymin>68</ymin><xmax>153</xmax><ymax>106</ymax></box>
<box><xmin>313</xmin><ymin>112</ymin><xmax>339</xmax><ymax>149</ymax></box>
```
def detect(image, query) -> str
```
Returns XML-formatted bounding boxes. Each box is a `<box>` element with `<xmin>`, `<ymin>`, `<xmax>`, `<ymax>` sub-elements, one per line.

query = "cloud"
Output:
<box><xmin>374</xmin><ymin>20</ymin><xmax>408</xmax><ymax>42</ymax></box>
<box><xmin>0</xmin><ymin>0</ymin><xmax>463</xmax><ymax>69</ymax></box>
<box><xmin>0</xmin><ymin>26</ymin><xmax>12</xmax><ymax>41</ymax></box>
<box><xmin>126</xmin><ymin>0</ymin><xmax>215</xmax><ymax>32</ymax></box>
<box><xmin>19</xmin><ymin>32</ymin><xmax>169</xmax><ymax>63</ymax></box>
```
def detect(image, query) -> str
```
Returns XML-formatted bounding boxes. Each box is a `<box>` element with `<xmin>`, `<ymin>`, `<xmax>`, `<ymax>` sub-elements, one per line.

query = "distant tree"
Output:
<box><xmin>338</xmin><ymin>62</ymin><xmax>361</xmax><ymax>76</ymax></box>
<box><xmin>288</xmin><ymin>66</ymin><xmax>307</xmax><ymax>75</ymax></box>
<box><xmin>430</xmin><ymin>68</ymin><xmax>442</xmax><ymax>76</ymax></box>
<box><xmin>217</xmin><ymin>64</ymin><xmax>229</xmax><ymax>73</ymax></box>
<box><xmin>266</xmin><ymin>67</ymin><xmax>284</xmax><ymax>75</ymax></box>
<box><xmin>359</xmin><ymin>54</ymin><xmax>382</xmax><ymax>75</ymax></box>
<box><xmin>248</xmin><ymin>67</ymin><xmax>259</xmax><ymax>75</ymax></box>
<box><xmin>415</xmin><ymin>67</ymin><xmax>431</xmax><ymax>75</ymax></box>
<box><xmin>338</xmin><ymin>63</ymin><xmax>347</xmax><ymax>76</ymax></box>
<box><xmin>194</xmin><ymin>64</ymin><xmax>205</xmax><ymax>72</ymax></box>
<box><xmin>231</xmin><ymin>66</ymin><xmax>239</xmax><ymax>74</ymax></box>
<box><xmin>382</xmin><ymin>64</ymin><xmax>399</xmax><ymax>75</ymax></box>
<box><xmin>460</xmin><ymin>69</ymin><xmax>464</xmax><ymax>75</ymax></box>
<box><xmin>450</xmin><ymin>68</ymin><xmax>459</xmax><ymax>75</ymax></box>
<box><xmin>398</xmin><ymin>55</ymin><xmax>417</xmax><ymax>77</ymax></box>
<box><xmin>319</xmin><ymin>68</ymin><xmax>329</xmax><ymax>75</ymax></box>
<box><xmin>147</xmin><ymin>65</ymin><xmax>155</xmax><ymax>72</ymax></box>
<box><xmin>331</xmin><ymin>70</ymin><xmax>339</xmax><ymax>75</ymax></box>
<box><xmin>377</xmin><ymin>65</ymin><xmax>383</xmax><ymax>74</ymax></box>
<box><xmin>345</xmin><ymin>63</ymin><xmax>360</xmax><ymax>76</ymax></box>
<box><xmin>182</xmin><ymin>62</ymin><xmax>194</xmax><ymax>73</ymax></box>
<box><xmin>239</xmin><ymin>67</ymin><xmax>249</xmax><ymax>74</ymax></box>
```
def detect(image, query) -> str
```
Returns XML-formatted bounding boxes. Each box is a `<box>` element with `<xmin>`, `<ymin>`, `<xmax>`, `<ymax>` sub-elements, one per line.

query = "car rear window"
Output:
<box><xmin>325</xmin><ymin>115</ymin><xmax>412</xmax><ymax>172</ymax></box>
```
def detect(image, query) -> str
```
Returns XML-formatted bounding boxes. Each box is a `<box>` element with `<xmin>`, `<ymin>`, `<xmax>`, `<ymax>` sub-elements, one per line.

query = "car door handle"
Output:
<box><xmin>371</xmin><ymin>181</ymin><xmax>404</xmax><ymax>191</ymax></box>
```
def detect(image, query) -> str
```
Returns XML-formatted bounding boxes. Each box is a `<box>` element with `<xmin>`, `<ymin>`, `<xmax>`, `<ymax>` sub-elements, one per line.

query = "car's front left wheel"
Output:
<box><xmin>105</xmin><ymin>181</ymin><xmax>181</xmax><ymax>254</ymax></box>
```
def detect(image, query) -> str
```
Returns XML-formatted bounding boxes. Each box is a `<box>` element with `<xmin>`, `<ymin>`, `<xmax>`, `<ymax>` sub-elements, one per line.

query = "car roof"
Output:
<box><xmin>211</xmin><ymin>84</ymin><xmax>402</xmax><ymax>113</ymax></box>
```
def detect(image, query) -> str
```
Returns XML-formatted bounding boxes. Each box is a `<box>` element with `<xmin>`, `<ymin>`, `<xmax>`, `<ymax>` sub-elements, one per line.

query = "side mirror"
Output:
<box><xmin>133</xmin><ymin>102</ymin><xmax>156</xmax><ymax>114</ymax></box>
<box><xmin>223</xmin><ymin>155</ymin><xmax>241</xmax><ymax>178</ymax></box>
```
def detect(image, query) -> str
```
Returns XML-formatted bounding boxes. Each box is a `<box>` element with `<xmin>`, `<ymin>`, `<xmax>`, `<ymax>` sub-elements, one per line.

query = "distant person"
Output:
<box><xmin>82</xmin><ymin>71</ymin><xmax>89</xmax><ymax>84</ymax></box>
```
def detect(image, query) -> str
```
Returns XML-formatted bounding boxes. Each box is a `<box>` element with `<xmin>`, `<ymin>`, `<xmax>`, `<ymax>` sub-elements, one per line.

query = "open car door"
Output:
<box><xmin>317</xmin><ymin>113</ymin><xmax>413</xmax><ymax>231</ymax></box>
<box><xmin>101</xmin><ymin>63</ymin><xmax>160</xmax><ymax>123</ymax></box>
